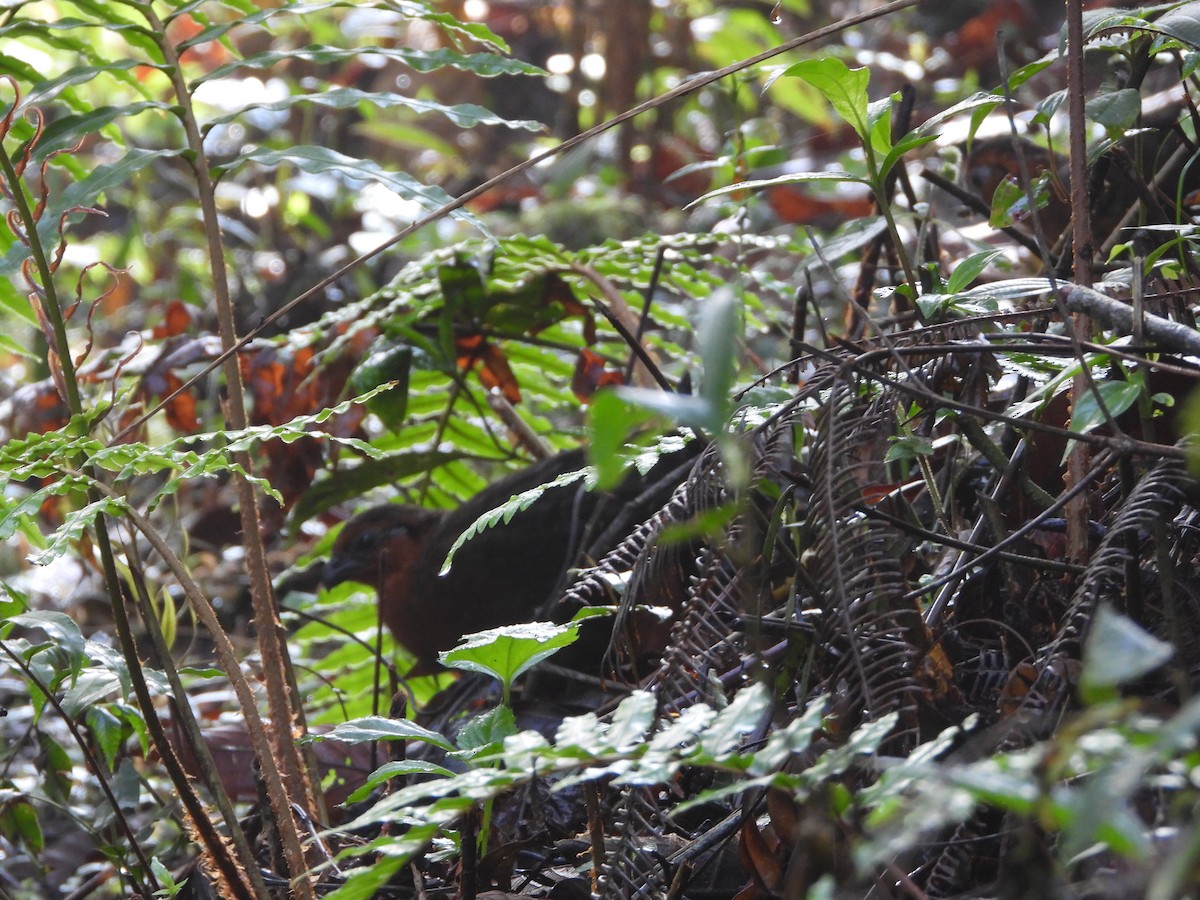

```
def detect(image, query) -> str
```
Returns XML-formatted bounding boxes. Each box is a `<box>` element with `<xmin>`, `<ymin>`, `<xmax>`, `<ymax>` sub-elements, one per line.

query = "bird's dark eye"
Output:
<box><xmin>348</xmin><ymin>530</ymin><xmax>382</xmax><ymax>556</ymax></box>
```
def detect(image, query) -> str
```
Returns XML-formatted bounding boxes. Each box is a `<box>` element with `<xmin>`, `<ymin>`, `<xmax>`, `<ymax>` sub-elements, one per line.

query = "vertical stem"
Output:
<box><xmin>1065</xmin><ymin>0</ymin><xmax>1094</xmax><ymax>564</ymax></box>
<box><xmin>135</xmin><ymin>4</ymin><xmax>319</xmax><ymax>893</ymax></box>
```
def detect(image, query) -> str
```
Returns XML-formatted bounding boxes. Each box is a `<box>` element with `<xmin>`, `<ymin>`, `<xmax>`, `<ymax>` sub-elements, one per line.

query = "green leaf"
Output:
<box><xmin>86</xmin><ymin>706</ymin><xmax>125</xmax><ymax>771</ymax></box>
<box><xmin>289</xmin><ymin>450</ymin><xmax>465</xmax><ymax>528</ymax></box>
<box><xmin>150</xmin><ymin>856</ymin><xmax>185</xmax><ymax>897</ymax></box>
<box><xmin>612</xmin><ymin>387</ymin><xmax>715</xmax><ymax>434</ymax></box>
<box><xmin>30</xmin><ymin>497</ymin><xmax>126</xmax><ymax>566</ymax></box>
<box><xmin>439</xmin><ymin>467</ymin><xmax>590</xmax><ymax>572</ymax></box>
<box><xmin>34</xmin><ymin>102</ymin><xmax>173</xmax><ymax>159</ymax></box>
<box><xmin>878</xmin><ymin>132</ymin><xmax>936</xmax><ymax>182</ymax></box>
<box><xmin>884</xmin><ymin>433</ymin><xmax>934</xmax><ymax>464</ymax></box>
<box><xmin>439</xmin><ymin>621</ymin><xmax>581</xmax><ymax>693</ymax></box>
<box><xmin>1086</xmin><ymin>89</ymin><xmax>1141</xmax><ymax>135</ymax></box>
<box><xmin>0</xmin><ymin>321</ymin><xmax>36</xmax><ymax>350</ymax></box>
<box><xmin>784</xmin><ymin>57</ymin><xmax>871</xmax><ymax>141</ymax></box>
<box><xmin>322</xmin><ymin>854</ymin><xmax>408</xmax><ymax>900</ymax></box>
<box><xmin>698</xmin><ymin>683</ymin><xmax>771</xmax><ymax>759</ymax></box>
<box><xmin>8</xmin><ymin>611</ymin><xmax>86</xmax><ymax>667</ymax></box>
<box><xmin>697</xmin><ymin>290</ymin><xmax>738</xmax><ymax>421</ymax></box>
<box><xmin>987</xmin><ymin>172</ymin><xmax>1052</xmax><ymax>229</ymax></box>
<box><xmin>350</xmin><ymin>346</ymin><xmax>411</xmax><ymax>431</ymax></box>
<box><xmin>606</xmin><ymin>690</ymin><xmax>657</xmax><ymax>753</ymax></box>
<box><xmin>23</xmin><ymin>59</ymin><xmax>161</xmax><ymax>110</ymax></box>
<box><xmin>0</xmin><ymin>797</ymin><xmax>43</xmax><ymax>855</ymax></box>
<box><xmin>195</xmin><ymin>46</ymin><xmax>541</xmax><ymax>87</ymax></box>
<box><xmin>1081</xmin><ymin>605</ymin><xmax>1173</xmax><ymax>701</ymax></box>
<box><xmin>945</xmin><ymin>250</ymin><xmax>1007</xmax><ymax>294</ymax></box>
<box><xmin>865</xmin><ymin>95</ymin><xmax>893</xmax><ymax>156</ymax></box>
<box><xmin>1070</xmin><ymin>380</ymin><xmax>1143</xmax><ymax>434</ymax></box>
<box><xmin>1153</xmin><ymin>3</ymin><xmax>1200</xmax><ymax>50</ymax></box>
<box><xmin>438</xmin><ymin>255</ymin><xmax>490</xmax><ymax>322</ymax></box>
<box><xmin>204</xmin><ymin>86</ymin><xmax>542</xmax><ymax>132</ymax></box>
<box><xmin>918</xmin><ymin>91</ymin><xmax>1000</xmax><ymax>136</ymax></box>
<box><xmin>454</xmin><ymin>705</ymin><xmax>518</xmax><ymax>754</ymax></box>
<box><xmin>305</xmin><ymin>716</ymin><xmax>454</xmax><ymax>751</ymax></box>
<box><xmin>1</xmin><ymin>149</ymin><xmax>186</xmax><ymax>285</ymax></box>
<box><xmin>587</xmin><ymin>390</ymin><xmax>665</xmax><ymax>491</ymax></box>
<box><xmin>345</xmin><ymin>759</ymin><xmax>455</xmax><ymax>804</ymax></box>
<box><xmin>174</xmin><ymin>0</ymin><xmax>360</xmax><ymax>48</ymax></box>
<box><xmin>63</xmin><ymin>667</ymin><xmax>125</xmax><ymax>718</ymax></box>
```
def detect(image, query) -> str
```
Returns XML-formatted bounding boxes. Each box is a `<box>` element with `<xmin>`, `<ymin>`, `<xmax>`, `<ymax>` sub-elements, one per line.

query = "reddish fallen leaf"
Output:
<box><xmin>571</xmin><ymin>347</ymin><xmax>625</xmax><ymax>401</ymax></box>
<box><xmin>152</xmin><ymin>299</ymin><xmax>191</xmax><ymax>339</ymax></box>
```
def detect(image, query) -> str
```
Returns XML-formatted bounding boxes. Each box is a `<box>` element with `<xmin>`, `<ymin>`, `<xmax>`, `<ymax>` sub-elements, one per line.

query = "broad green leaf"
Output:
<box><xmin>454</xmin><ymin>704</ymin><xmax>518</xmax><ymax>754</ymax></box>
<box><xmin>1086</xmin><ymin>89</ymin><xmax>1141</xmax><ymax>135</ymax></box>
<box><xmin>586</xmin><ymin>390</ymin><xmax>661</xmax><ymax>490</ymax></box>
<box><xmin>917</xmin><ymin>90</ymin><xmax>1000</xmax><ymax>137</ymax></box>
<box><xmin>606</xmin><ymin>690</ymin><xmax>657</xmax><ymax>753</ymax></box>
<box><xmin>945</xmin><ymin>250</ymin><xmax>1007</xmax><ymax>294</ymax></box>
<box><xmin>203</xmin><ymin>87</ymin><xmax>542</xmax><ymax>132</ymax></box>
<box><xmin>1070</xmin><ymin>380</ymin><xmax>1143</xmax><ymax>434</ymax></box>
<box><xmin>865</xmin><ymin>95</ymin><xmax>893</xmax><ymax>156</ymax></box>
<box><xmin>987</xmin><ymin>172</ymin><xmax>1052</xmax><ymax>229</ymax></box>
<box><xmin>8</xmin><ymin>611</ymin><xmax>86</xmax><ymax>664</ymax></box>
<box><xmin>698</xmin><ymin>290</ymin><xmax>737</xmax><ymax>419</ymax></box>
<box><xmin>439</xmin><ymin>621</ymin><xmax>581</xmax><ymax>691</ymax></box>
<box><xmin>345</xmin><ymin>760</ymin><xmax>455</xmax><ymax>804</ymax></box>
<box><xmin>35</xmin><ymin>101</ymin><xmax>172</xmax><ymax>158</ymax></box>
<box><xmin>86</xmin><ymin>706</ymin><xmax>125</xmax><ymax>771</ymax></box>
<box><xmin>884</xmin><ymin>433</ymin><xmax>934</xmax><ymax>464</ymax></box>
<box><xmin>304</xmin><ymin>715</ymin><xmax>453</xmax><ymax>750</ymax></box>
<box><xmin>785</xmin><ymin>57</ymin><xmax>871</xmax><ymax>141</ymax></box>
<box><xmin>1153</xmin><ymin>4</ymin><xmax>1200</xmax><ymax>50</ymax></box>
<box><xmin>698</xmin><ymin>683</ymin><xmax>772</xmax><ymax>758</ymax></box>
<box><xmin>350</xmin><ymin>346</ymin><xmax>411</xmax><ymax>431</ymax></box>
<box><xmin>0</xmin><ymin>798</ymin><xmax>43</xmax><ymax>855</ymax></box>
<box><xmin>195</xmin><ymin>46</ymin><xmax>541</xmax><ymax>87</ymax></box>
<box><xmin>878</xmin><ymin>132</ymin><xmax>937</xmax><ymax>182</ymax></box>
<box><xmin>321</xmin><ymin>853</ymin><xmax>408</xmax><ymax>900</ymax></box>
<box><xmin>1077</xmin><ymin>9</ymin><xmax>1151</xmax><ymax>44</ymax></box>
<box><xmin>63</xmin><ymin>667</ymin><xmax>125</xmax><ymax>718</ymax></box>
<box><xmin>614</xmin><ymin>386</ymin><xmax>716</xmax><ymax>433</ymax></box>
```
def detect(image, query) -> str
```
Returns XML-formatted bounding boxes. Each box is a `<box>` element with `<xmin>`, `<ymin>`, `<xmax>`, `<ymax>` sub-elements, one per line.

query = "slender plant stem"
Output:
<box><xmin>136</xmin><ymin>4</ymin><xmax>318</xmax><ymax>892</ymax></box>
<box><xmin>1065</xmin><ymin>0</ymin><xmax>1096</xmax><ymax>564</ymax></box>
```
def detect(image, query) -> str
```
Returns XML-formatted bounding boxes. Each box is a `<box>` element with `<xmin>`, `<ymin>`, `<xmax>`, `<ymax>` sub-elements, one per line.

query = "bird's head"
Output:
<box><xmin>324</xmin><ymin>504</ymin><xmax>443</xmax><ymax>595</ymax></box>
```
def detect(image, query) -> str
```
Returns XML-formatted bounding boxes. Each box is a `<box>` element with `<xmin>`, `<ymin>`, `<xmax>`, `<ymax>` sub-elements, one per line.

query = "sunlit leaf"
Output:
<box><xmin>203</xmin><ymin>86</ymin><xmax>543</xmax><ymax>132</ymax></box>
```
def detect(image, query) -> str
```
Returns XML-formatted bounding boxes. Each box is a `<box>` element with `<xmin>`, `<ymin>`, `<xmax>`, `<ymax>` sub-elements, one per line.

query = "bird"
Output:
<box><xmin>322</xmin><ymin>445</ymin><xmax>699</xmax><ymax>674</ymax></box>
<box><xmin>323</xmin><ymin>450</ymin><xmax>589</xmax><ymax>672</ymax></box>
